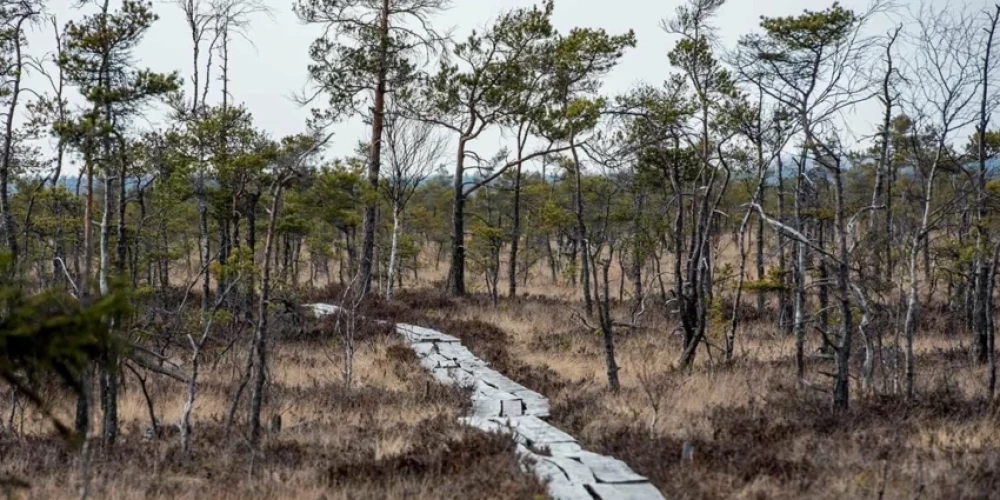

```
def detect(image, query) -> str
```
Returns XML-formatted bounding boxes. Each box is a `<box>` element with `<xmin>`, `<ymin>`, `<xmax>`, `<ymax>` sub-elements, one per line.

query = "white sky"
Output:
<box><xmin>27</xmin><ymin>0</ymin><xmax>974</xmax><ymax>174</ymax></box>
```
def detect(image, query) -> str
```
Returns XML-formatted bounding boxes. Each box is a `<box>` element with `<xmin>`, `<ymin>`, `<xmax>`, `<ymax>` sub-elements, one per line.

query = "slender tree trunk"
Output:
<box><xmin>249</xmin><ymin>182</ymin><xmax>284</xmax><ymax>448</ymax></box>
<box><xmin>832</xmin><ymin>165</ymin><xmax>853</xmax><ymax>410</ymax></box>
<box><xmin>571</xmin><ymin>140</ymin><xmax>593</xmax><ymax>315</ymax></box>
<box><xmin>198</xmin><ymin>177</ymin><xmax>209</xmax><ymax>312</ymax></box>
<box><xmin>793</xmin><ymin>151</ymin><xmax>807</xmax><ymax>384</ymax></box>
<box><xmin>99</xmin><ymin>177</ymin><xmax>111</xmax><ymax>297</ymax></box>
<box><xmin>387</xmin><ymin>204</ymin><xmax>401</xmax><ymax>299</ymax></box>
<box><xmin>358</xmin><ymin>0</ymin><xmax>391</xmax><ymax>295</ymax></box>
<box><xmin>0</xmin><ymin>16</ymin><xmax>29</xmax><ymax>266</ymax></box>
<box><xmin>76</xmin><ymin>157</ymin><xmax>95</xmax><ymax>435</ymax></box>
<box><xmin>508</xmin><ymin>155</ymin><xmax>523</xmax><ymax>298</ymax></box>
<box><xmin>904</xmin><ymin>138</ymin><xmax>945</xmax><ymax>397</ymax></box>
<box><xmin>755</xmin><ymin>204</ymin><xmax>766</xmax><ymax>314</ymax></box>
<box><xmin>449</xmin><ymin>138</ymin><xmax>469</xmax><ymax>296</ymax></box>
<box><xmin>776</xmin><ymin>158</ymin><xmax>792</xmax><ymax>334</ymax></box>
<box><xmin>975</xmin><ymin>7</ymin><xmax>999</xmax><ymax>364</ymax></box>
<box><xmin>598</xmin><ymin>249</ymin><xmax>620</xmax><ymax>392</ymax></box>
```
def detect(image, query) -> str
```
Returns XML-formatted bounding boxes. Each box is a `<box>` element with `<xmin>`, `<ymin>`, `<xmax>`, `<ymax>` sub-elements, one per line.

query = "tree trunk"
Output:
<box><xmin>508</xmin><ymin>156</ymin><xmax>523</xmax><ymax>298</ymax></box>
<box><xmin>793</xmin><ymin>151</ymin><xmax>807</xmax><ymax>384</ymax></box>
<box><xmin>449</xmin><ymin>138</ymin><xmax>469</xmax><ymax>296</ymax></box>
<box><xmin>249</xmin><ymin>182</ymin><xmax>284</xmax><ymax>448</ymax></box>
<box><xmin>387</xmin><ymin>204</ymin><xmax>401</xmax><ymax>299</ymax></box>
<box><xmin>832</xmin><ymin>165</ymin><xmax>853</xmax><ymax>410</ymax></box>
<box><xmin>571</xmin><ymin>141</ymin><xmax>593</xmax><ymax>315</ymax></box>
<box><xmin>358</xmin><ymin>0</ymin><xmax>391</xmax><ymax>295</ymax></box>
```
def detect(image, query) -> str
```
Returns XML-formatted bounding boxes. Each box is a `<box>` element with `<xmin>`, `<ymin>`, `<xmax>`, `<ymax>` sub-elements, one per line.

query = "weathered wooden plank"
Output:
<box><xmin>436</xmin><ymin>342</ymin><xmax>476</xmax><ymax>361</ymax></box>
<box><xmin>512</xmin><ymin>390</ymin><xmax>550</xmax><ymax>418</ymax></box>
<box><xmin>526</xmin><ymin>456</ymin><xmax>593</xmax><ymax>500</ymax></box>
<box><xmin>455</xmin><ymin>368</ymin><xmax>478</xmax><ymax>387</ymax></box>
<box><xmin>548</xmin><ymin>480</ymin><xmax>595</xmax><ymax>500</ymax></box>
<box><xmin>473</xmin><ymin>383</ymin><xmax>519</xmax><ymax>401</ymax></box>
<box><xmin>577</xmin><ymin>451</ymin><xmax>647</xmax><ymax>484</ymax></box>
<box><xmin>498</xmin><ymin>415</ymin><xmax>577</xmax><ymax>446</ymax></box>
<box><xmin>545</xmin><ymin>442</ymin><xmax>583</xmax><ymax>458</ymax></box>
<box><xmin>459</xmin><ymin>358</ymin><xmax>488</xmax><ymax>369</ymax></box>
<box><xmin>588</xmin><ymin>483</ymin><xmax>666</xmax><ymax>500</ymax></box>
<box><xmin>397</xmin><ymin>324</ymin><xmax>460</xmax><ymax>343</ymax></box>
<box><xmin>419</xmin><ymin>353</ymin><xmax>455</xmax><ymax>371</ymax></box>
<box><xmin>543</xmin><ymin>456</ymin><xmax>597</xmax><ymax>485</ymax></box>
<box><xmin>523</xmin><ymin>399</ymin><xmax>550</xmax><ymax>418</ymax></box>
<box><xmin>474</xmin><ymin>369</ymin><xmax>531</xmax><ymax>394</ymax></box>
<box><xmin>500</xmin><ymin>399</ymin><xmax>525</xmax><ymax>417</ymax></box>
<box><xmin>472</xmin><ymin>398</ymin><xmax>503</xmax><ymax>418</ymax></box>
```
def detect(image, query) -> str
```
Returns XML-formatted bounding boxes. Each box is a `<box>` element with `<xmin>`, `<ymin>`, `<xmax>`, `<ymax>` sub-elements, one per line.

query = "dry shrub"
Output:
<box><xmin>324</xmin><ymin>417</ymin><xmax>543</xmax><ymax>498</ymax></box>
<box><xmin>0</xmin><ymin>296</ymin><xmax>538</xmax><ymax>500</ymax></box>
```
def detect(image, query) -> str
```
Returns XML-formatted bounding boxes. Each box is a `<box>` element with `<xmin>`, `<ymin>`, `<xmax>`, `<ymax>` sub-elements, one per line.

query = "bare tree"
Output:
<box><xmin>248</xmin><ymin>133</ymin><xmax>326</xmax><ymax>450</ymax></box>
<box><xmin>0</xmin><ymin>0</ymin><xmax>41</xmax><ymax>267</ymax></box>
<box><xmin>899</xmin><ymin>2</ymin><xmax>981</xmax><ymax>398</ymax></box>
<box><xmin>737</xmin><ymin>1</ymin><xmax>886</xmax><ymax>407</ymax></box>
<box><xmin>382</xmin><ymin>111</ymin><xmax>444</xmax><ymax>299</ymax></box>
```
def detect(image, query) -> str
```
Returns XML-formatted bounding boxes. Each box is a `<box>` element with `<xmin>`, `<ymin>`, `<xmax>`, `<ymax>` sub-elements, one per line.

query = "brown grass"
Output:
<box><xmin>375</xmin><ymin>283</ymin><xmax>1000</xmax><ymax>500</ymax></box>
<box><xmin>0</xmin><ymin>312</ymin><xmax>544</xmax><ymax>500</ymax></box>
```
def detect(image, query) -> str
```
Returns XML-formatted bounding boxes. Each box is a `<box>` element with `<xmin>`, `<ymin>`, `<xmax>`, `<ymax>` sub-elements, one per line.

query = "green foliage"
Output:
<box><xmin>294</xmin><ymin>0</ymin><xmax>446</xmax><ymax>126</ymax></box>
<box><xmin>58</xmin><ymin>0</ymin><xmax>180</xmax><ymax>158</ymax></box>
<box><xmin>759</xmin><ymin>3</ymin><xmax>857</xmax><ymax>51</ymax></box>
<box><xmin>744</xmin><ymin>266</ymin><xmax>787</xmax><ymax>293</ymax></box>
<box><xmin>0</xmin><ymin>254</ymin><xmax>129</xmax><ymax>441</ymax></box>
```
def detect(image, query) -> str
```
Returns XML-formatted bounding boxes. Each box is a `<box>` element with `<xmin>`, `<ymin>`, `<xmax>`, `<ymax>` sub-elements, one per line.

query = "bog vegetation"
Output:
<box><xmin>2</xmin><ymin>0</ymin><xmax>1000</xmax><ymax>498</ymax></box>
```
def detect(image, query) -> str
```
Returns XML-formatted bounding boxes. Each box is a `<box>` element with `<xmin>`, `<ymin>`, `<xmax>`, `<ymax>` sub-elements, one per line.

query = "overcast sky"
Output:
<box><xmin>30</xmin><ymin>0</ymin><xmax>972</xmax><ymax>173</ymax></box>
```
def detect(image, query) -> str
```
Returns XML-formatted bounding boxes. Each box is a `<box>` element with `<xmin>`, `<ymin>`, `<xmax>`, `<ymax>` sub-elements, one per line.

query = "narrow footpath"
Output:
<box><xmin>310</xmin><ymin>304</ymin><xmax>665</xmax><ymax>500</ymax></box>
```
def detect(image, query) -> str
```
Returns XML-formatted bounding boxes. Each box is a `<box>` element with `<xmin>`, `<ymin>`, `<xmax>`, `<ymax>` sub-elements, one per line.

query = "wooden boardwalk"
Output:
<box><xmin>398</xmin><ymin>322</ymin><xmax>666</xmax><ymax>500</ymax></box>
<box><xmin>308</xmin><ymin>305</ymin><xmax>665</xmax><ymax>500</ymax></box>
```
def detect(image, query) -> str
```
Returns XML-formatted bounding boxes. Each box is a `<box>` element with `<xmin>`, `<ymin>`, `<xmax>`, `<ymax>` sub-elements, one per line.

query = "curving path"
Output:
<box><xmin>309</xmin><ymin>305</ymin><xmax>665</xmax><ymax>500</ymax></box>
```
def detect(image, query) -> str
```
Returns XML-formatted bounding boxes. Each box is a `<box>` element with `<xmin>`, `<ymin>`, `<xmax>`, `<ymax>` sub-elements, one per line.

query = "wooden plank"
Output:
<box><xmin>577</xmin><ymin>451</ymin><xmax>647</xmax><ymax>484</ymax></box>
<box><xmin>452</xmin><ymin>368</ymin><xmax>477</xmax><ymax>387</ymax></box>
<box><xmin>397</xmin><ymin>324</ymin><xmax>460</xmax><ymax>343</ymax></box>
<box><xmin>459</xmin><ymin>358</ymin><xmax>488</xmax><ymax>369</ymax></box>
<box><xmin>473</xmin><ymin>384</ymin><xmax>519</xmax><ymax>401</ymax></box>
<box><xmin>545</xmin><ymin>442</ymin><xmax>583</xmax><ymax>458</ymax></box>
<box><xmin>498</xmin><ymin>415</ymin><xmax>577</xmax><ymax>446</ymax></box>
<box><xmin>588</xmin><ymin>483</ymin><xmax>665</xmax><ymax>500</ymax></box>
<box><xmin>472</xmin><ymin>398</ymin><xmax>503</xmax><ymax>418</ymax></box>
<box><xmin>500</xmin><ymin>399</ymin><xmax>525</xmax><ymax>417</ymax></box>
<box><xmin>436</xmin><ymin>342</ymin><xmax>476</xmax><ymax>361</ymax></box>
<box><xmin>548</xmin><ymin>480</ymin><xmax>594</xmax><ymax>500</ymax></box>
<box><xmin>474</xmin><ymin>369</ymin><xmax>531</xmax><ymax>394</ymax></box>
<box><xmin>543</xmin><ymin>456</ymin><xmax>596</xmax><ymax>485</ymax></box>
<box><xmin>527</xmin><ymin>456</ymin><xmax>594</xmax><ymax>500</ymax></box>
<box><xmin>419</xmin><ymin>353</ymin><xmax>453</xmax><ymax>371</ymax></box>
<box><xmin>523</xmin><ymin>399</ymin><xmax>550</xmax><ymax>418</ymax></box>
<box><xmin>514</xmin><ymin>392</ymin><xmax>550</xmax><ymax>418</ymax></box>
